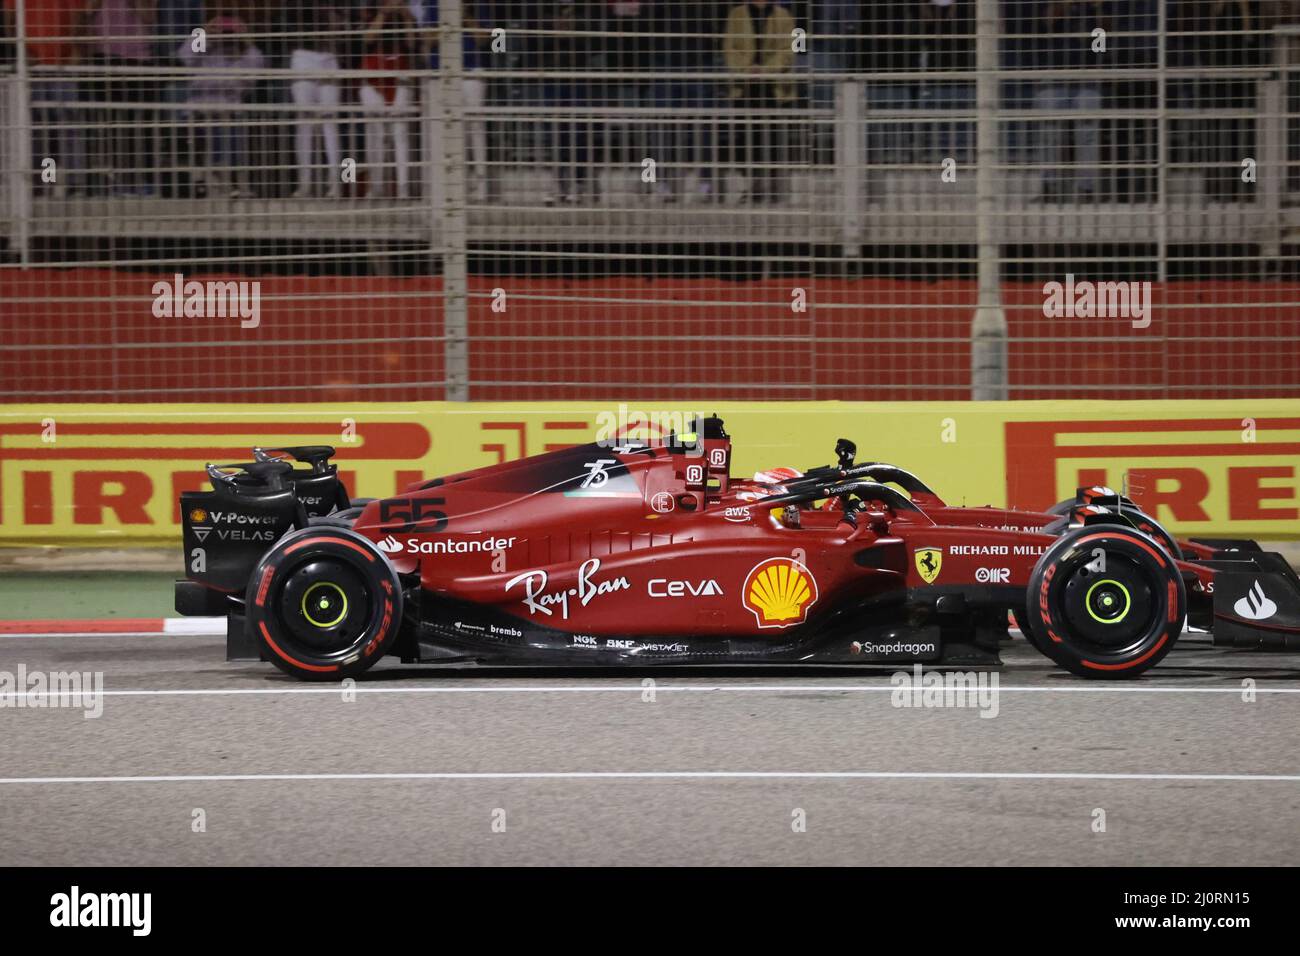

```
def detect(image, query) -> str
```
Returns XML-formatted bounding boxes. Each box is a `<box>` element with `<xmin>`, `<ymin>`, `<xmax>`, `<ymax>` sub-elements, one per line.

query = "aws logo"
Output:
<box><xmin>743</xmin><ymin>557</ymin><xmax>818</xmax><ymax>629</ymax></box>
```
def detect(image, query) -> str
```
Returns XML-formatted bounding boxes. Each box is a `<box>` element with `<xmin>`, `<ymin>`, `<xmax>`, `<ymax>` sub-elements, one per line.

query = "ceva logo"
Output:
<box><xmin>1233</xmin><ymin>580</ymin><xmax>1277</xmax><ymax>621</ymax></box>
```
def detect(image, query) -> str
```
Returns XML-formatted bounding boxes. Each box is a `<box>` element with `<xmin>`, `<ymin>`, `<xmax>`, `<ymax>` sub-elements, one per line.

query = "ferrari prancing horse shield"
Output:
<box><xmin>914</xmin><ymin>547</ymin><xmax>942</xmax><ymax>584</ymax></box>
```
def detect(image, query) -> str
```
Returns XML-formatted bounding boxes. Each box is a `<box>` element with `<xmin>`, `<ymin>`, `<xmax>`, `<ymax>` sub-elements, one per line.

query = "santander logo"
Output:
<box><xmin>377</xmin><ymin>534</ymin><xmax>403</xmax><ymax>554</ymax></box>
<box><xmin>1233</xmin><ymin>580</ymin><xmax>1278</xmax><ymax>621</ymax></box>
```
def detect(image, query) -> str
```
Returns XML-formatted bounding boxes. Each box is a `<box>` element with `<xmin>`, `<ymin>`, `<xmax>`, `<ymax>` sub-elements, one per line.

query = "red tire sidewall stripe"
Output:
<box><xmin>1072</xmin><ymin>531</ymin><xmax>1167</xmax><ymax>568</ymax></box>
<box><xmin>284</xmin><ymin>536</ymin><xmax>376</xmax><ymax>562</ymax></box>
<box><xmin>258</xmin><ymin>620</ymin><xmax>340</xmax><ymax>673</ymax></box>
<box><xmin>1081</xmin><ymin>633</ymin><xmax>1170</xmax><ymax>671</ymax></box>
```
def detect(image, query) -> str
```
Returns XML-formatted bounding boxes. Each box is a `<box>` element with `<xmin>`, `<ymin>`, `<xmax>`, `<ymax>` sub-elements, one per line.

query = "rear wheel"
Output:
<box><xmin>1024</xmin><ymin>525</ymin><xmax>1185</xmax><ymax>679</ymax></box>
<box><xmin>1008</xmin><ymin>609</ymin><xmax>1047</xmax><ymax>652</ymax></box>
<box><xmin>1120</xmin><ymin>507</ymin><xmax>1183</xmax><ymax>561</ymax></box>
<box><xmin>245</xmin><ymin>528</ymin><xmax>401</xmax><ymax>681</ymax></box>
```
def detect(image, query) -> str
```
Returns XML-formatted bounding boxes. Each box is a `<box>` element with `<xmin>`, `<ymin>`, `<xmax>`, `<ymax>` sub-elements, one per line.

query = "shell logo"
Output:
<box><xmin>743</xmin><ymin>557</ymin><xmax>818</xmax><ymax>629</ymax></box>
<box><xmin>189</xmin><ymin>507</ymin><xmax>209</xmax><ymax>523</ymax></box>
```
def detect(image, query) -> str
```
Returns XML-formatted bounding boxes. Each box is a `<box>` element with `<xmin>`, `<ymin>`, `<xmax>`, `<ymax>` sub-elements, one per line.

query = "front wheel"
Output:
<box><xmin>1047</xmin><ymin>497</ymin><xmax>1182</xmax><ymax>561</ymax></box>
<box><xmin>1024</xmin><ymin>525</ymin><xmax>1185</xmax><ymax>679</ymax></box>
<box><xmin>245</xmin><ymin>527</ymin><xmax>402</xmax><ymax>681</ymax></box>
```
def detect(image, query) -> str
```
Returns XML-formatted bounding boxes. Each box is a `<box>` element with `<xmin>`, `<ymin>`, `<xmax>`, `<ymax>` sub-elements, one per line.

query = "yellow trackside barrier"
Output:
<box><xmin>0</xmin><ymin>400</ymin><xmax>1297</xmax><ymax>545</ymax></box>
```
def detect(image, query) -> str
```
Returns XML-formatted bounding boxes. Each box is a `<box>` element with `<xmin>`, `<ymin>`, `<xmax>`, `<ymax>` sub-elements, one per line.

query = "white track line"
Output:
<box><xmin>0</xmin><ymin>631</ymin><xmax>224</xmax><ymax>639</ymax></box>
<box><xmin>1</xmin><ymin>770</ymin><xmax>1298</xmax><ymax>785</ymax></box>
<box><xmin>0</xmin><ymin>622</ymin><xmax>226</xmax><ymax>638</ymax></box>
<box><xmin>3</xmin><ymin>684</ymin><xmax>1300</xmax><ymax>703</ymax></box>
<box><xmin>162</xmin><ymin>618</ymin><xmax>224</xmax><ymax>635</ymax></box>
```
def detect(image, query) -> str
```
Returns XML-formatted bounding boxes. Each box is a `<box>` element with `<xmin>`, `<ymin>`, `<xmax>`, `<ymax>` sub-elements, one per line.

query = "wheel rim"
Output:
<box><xmin>1058</xmin><ymin>554</ymin><xmax>1156</xmax><ymax>654</ymax></box>
<box><xmin>301</xmin><ymin>581</ymin><xmax>348</xmax><ymax>629</ymax></box>
<box><xmin>276</xmin><ymin>558</ymin><xmax>372</xmax><ymax>657</ymax></box>
<box><xmin>1084</xmin><ymin>579</ymin><xmax>1131</xmax><ymax>624</ymax></box>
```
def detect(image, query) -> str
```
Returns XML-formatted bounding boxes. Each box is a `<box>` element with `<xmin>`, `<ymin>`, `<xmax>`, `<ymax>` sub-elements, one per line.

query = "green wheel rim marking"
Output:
<box><xmin>302</xmin><ymin>582</ymin><xmax>348</xmax><ymax>628</ymax></box>
<box><xmin>1084</xmin><ymin>579</ymin><xmax>1131</xmax><ymax>624</ymax></box>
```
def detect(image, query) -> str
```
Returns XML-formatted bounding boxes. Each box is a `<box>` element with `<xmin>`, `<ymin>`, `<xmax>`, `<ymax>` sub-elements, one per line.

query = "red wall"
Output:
<box><xmin>2</xmin><ymin>271</ymin><xmax>1297</xmax><ymax>401</ymax></box>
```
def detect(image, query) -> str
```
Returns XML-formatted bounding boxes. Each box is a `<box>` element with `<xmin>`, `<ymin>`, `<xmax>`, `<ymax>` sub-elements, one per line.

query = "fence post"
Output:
<box><xmin>1157</xmin><ymin>0</ymin><xmax>1169</xmax><ymax>288</ymax></box>
<box><xmin>438</xmin><ymin>0</ymin><xmax>469</xmax><ymax>401</ymax></box>
<box><xmin>1259</xmin><ymin>29</ymin><xmax>1290</xmax><ymax>262</ymax></box>
<box><xmin>835</xmin><ymin>79</ymin><xmax>863</xmax><ymax>258</ymax></box>
<box><xmin>970</xmin><ymin>0</ymin><xmax>1006</xmax><ymax>400</ymax></box>
<box><xmin>9</xmin><ymin>0</ymin><xmax>32</xmax><ymax>266</ymax></box>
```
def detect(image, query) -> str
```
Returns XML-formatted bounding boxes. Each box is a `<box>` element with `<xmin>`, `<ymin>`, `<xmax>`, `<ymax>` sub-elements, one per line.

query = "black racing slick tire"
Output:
<box><xmin>1047</xmin><ymin>498</ymin><xmax>1182</xmax><ymax>561</ymax></box>
<box><xmin>1118</xmin><ymin>507</ymin><xmax>1183</xmax><ymax>561</ymax></box>
<box><xmin>245</xmin><ymin>527</ymin><xmax>402</xmax><ymax>681</ymax></box>
<box><xmin>1007</xmin><ymin>609</ymin><xmax>1047</xmax><ymax>652</ymax></box>
<box><xmin>1024</xmin><ymin>525</ymin><xmax>1185</xmax><ymax>679</ymax></box>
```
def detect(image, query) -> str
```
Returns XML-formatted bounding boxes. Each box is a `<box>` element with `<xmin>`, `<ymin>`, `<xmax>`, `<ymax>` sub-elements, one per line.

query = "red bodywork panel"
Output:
<box><xmin>349</xmin><ymin>438</ymin><xmax>1200</xmax><ymax>638</ymax></box>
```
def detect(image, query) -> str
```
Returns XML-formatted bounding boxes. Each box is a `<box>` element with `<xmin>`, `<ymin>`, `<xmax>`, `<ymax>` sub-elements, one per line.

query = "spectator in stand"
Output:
<box><xmin>917</xmin><ymin>0</ymin><xmax>974</xmax><ymax>164</ymax></box>
<box><xmin>605</xmin><ymin>0</ymin><xmax>654</xmax><ymax>197</ymax></box>
<box><xmin>359</xmin><ymin>0</ymin><xmax>417</xmax><ymax>200</ymax></box>
<box><xmin>152</xmin><ymin>0</ymin><xmax>204</xmax><ymax>198</ymax></box>
<box><xmin>722</xmin><ymin>0</ymin><xmax>795</xmax><ymax>203</ymax></box>
<box><xmin>239</xmin><ymin>1</ymin><xmax>292</xmax><ymax>198</ymax></box>
<box><xmin>84</xmin><ymin>0</ymin><xmax>158</xmax><ymax>195</ymax></box>
<box><xmin>463</xmin><ymin>4</ymin><xmax>491</xmax><ymax>201</ymax></box>
<box><xmin>1169</xmin><ymin>0</ymin><xmax>1205</xmax><ymax>167</ymax></box>
<box><xmin>1</xmin><ymin>5</ymin><xmax>11</xmax><ymax>68</ymax></box>
<box><xmin>810</xmin><ymin>0</ymin><xmax>860</xmax><ymax>113</ymax></box>
<box><xmin>861</xmin><ymin>1</ymin><xmax>917</xmax><ymax>170</ymax></box>
<box><xmin>154</xmin><ymin>0</ymin><xmax>200</xmax><ymax>58</ymax></box>
<box><xmin>649</xmin><ymin>1</ymin><xmax>719</xmax><ymax>202</ymax></box>
<box><xmin>1103</xmin><ymin>0</ymin><xmax>1157</xmax><ymax>203</ymax></box>
<box><xmin>287</xmin><ymin>3</ymin><xmax>350</xmax><ymax>198</ymax></box>
<box><xmin>1269</xmin><ymin>0</ymin><xmax>1300</xmax><ymax>192</ymax></box>
<box><xmin>4</xmin><ymin>0</ymin><xmax>90</xmax><ymax>198</ymax></box>
<box><xmin>421</xmin><ymin>0</ymin><xmax>491</xmax><ymax>203</ymax></box>
<box><xmin>178</xmin><ymin>13</ymin><xmax>263</xmax><ymax>198</ymax></box>
<box><xmin>1181</xmin><ymin>0</ymin><xmax>1266</xmax><ymax>202</ymax></box>
<box><xmin>1010</xmin><ymin>0</ymin><xmax>1107</xmax><ymax>203</ymax></box>
<box><xmin>542</xmin><ymin>0</ymin><xmax>599</xmax><ymax>204</ymax></box>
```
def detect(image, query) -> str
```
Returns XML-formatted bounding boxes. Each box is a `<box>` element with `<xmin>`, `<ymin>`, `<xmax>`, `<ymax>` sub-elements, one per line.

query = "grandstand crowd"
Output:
<box><xmin>0</xmin><ymin>1</ymin><xmax>1295</xmax><ymax>204</ymax></box>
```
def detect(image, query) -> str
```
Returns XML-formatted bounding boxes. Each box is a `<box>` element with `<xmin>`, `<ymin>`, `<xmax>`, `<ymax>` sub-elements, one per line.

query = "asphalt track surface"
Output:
<box><xmin>2</xmin><ymin>628</ymin><xmax>1298</xmax><ymax>867</ymax></box>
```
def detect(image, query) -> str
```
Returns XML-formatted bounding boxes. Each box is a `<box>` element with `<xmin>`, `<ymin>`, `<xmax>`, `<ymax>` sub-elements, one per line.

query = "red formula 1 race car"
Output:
<box><xmin>174</xmin><ymin>418</ymin><xmax>1300</xmax><ymax>681</ymax></box>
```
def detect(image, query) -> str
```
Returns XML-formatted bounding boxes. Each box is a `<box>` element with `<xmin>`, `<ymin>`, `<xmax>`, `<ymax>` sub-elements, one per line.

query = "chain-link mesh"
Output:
<box><xmin>1</xmin><ymin>1</ymin><xmax>1297</xmax><ymax>402</ymax></box>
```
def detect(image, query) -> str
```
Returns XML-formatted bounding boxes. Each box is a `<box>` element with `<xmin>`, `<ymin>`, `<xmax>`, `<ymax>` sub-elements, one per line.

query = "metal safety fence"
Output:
<box><xmin>1</xmin><ymin>1</ymin><xmax>1298</xmax><ymax>403</ymax></box>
